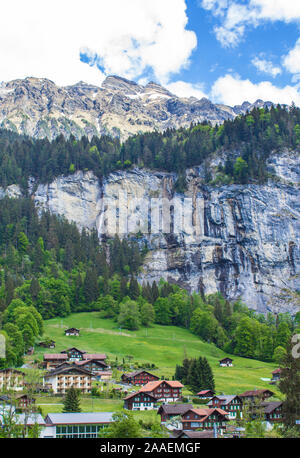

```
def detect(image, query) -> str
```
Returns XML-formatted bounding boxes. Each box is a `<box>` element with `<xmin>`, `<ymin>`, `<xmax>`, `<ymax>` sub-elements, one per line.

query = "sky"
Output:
<box><xmin>0</xmin><ymin>0</ymin><xmax>300</xmax><ymax>106</ymax></box>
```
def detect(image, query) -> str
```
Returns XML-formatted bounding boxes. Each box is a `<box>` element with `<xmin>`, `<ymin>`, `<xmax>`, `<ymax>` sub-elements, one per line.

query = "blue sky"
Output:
<box><xmin>1</xmin><ymin>0</ymin><xmax>300</xmax><ymax>106</ymax></box>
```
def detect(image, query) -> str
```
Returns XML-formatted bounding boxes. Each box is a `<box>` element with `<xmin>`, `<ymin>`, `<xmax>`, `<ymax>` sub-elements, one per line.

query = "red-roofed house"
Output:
<box><xmin>271</xmin><ymin>369</ymin><xmax>281</xmax><ymax>383</ymax></box>
<box><xmin>181</xmin><ymin>408</ymin><xmax>229</xmax><ymax>432</ymax></box>
<box><xmin>197</xmin><ymin>390</ymin><xmax>215</xmax><ymax>399</ymax></box>
<box><xmin>139</xmin><ymin>380</ymin><xmax>184</xmax><ymax>402</ymax></box>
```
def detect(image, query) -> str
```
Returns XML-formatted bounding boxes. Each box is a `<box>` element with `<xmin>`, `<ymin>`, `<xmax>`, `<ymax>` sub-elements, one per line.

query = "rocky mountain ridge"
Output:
<box><xmin>0</xmin><ymin>75</ymin><xmax>272</xmax><ymax>141</ymax></box>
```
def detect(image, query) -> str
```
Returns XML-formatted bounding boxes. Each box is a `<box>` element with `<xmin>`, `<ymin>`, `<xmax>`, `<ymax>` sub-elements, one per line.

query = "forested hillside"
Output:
<box><xmin>0</xmin><ymin>198</ymin><xmax>299</xmax><ymax>370</ymax></box>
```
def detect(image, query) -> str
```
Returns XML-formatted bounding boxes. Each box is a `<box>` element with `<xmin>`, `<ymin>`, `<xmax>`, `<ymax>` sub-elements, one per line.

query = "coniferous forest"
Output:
<box><xmin>0</xmin><ymin>105</ymin><xmax>300</xmax><ymax>190</ymax></box>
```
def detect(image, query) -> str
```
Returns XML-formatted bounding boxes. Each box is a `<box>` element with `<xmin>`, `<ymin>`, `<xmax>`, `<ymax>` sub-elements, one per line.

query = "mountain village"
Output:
<box><xmin>0</xmin><ymin>330</ymin><xmax>287</xmax><ymax>439</ymax></box>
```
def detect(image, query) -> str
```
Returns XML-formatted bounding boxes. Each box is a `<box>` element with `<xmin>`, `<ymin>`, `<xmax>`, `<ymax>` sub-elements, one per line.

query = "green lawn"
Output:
<box><xmin>32</xmin><ymin>312</ymin><xmax>280</xmax><ymax>397</ymax></box>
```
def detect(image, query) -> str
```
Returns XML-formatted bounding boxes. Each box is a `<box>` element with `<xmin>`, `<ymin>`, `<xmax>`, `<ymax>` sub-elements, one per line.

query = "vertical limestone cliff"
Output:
<box><xmin>1</xmin><ymin>152</ymin><xmax>299</xmax><ymax>314</ymax></box>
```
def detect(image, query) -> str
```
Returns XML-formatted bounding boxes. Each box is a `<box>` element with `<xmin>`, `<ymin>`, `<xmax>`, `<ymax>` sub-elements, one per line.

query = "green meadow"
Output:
<box><xmin>32</xmin><ymin>312</ymin><xmax>280</xmax><ymax>398</ymax></box>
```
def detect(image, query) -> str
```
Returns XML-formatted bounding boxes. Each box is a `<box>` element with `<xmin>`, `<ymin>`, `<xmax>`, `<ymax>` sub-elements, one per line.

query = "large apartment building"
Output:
<box><xmin>43</xmin><ymin>365</ymin><xmax>92</xmax><ymax>394</ymax></box>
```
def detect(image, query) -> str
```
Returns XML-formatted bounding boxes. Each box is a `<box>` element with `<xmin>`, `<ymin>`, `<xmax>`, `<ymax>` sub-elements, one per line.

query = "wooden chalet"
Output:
<box><xmin>139</xmin><ymin>380</ymin><xmax>184</xmax><ymax>402</ymax></box>
<box><xmin>0</xmin><ymin>368</ymin><xmax>25</xmax><ymax>391</ymax></box>
<box><xmin>121</xmin><ymin>370</ymin><xmax>159</xmax><ymax>386</ymax></box>
<box><xmin>197</xmin><ymin>390</ymin><xmax>215</xmax><ymax>399</ymax></box>
<box><xmin>75</xmin><ymin>359</ymin><xmax>109</xmax><ymax>376</ymax></box>
<box><xmin>0</xmin><ymin>394</ymin><xmax>36</xmax><ymax>410</ymax></box>
<box><xmin>261</xmin><ymin>401</ymin><xmax>283</xmax><ymax>424</ymax></box>
<box><xmin>207</xmin><ymin>395</ymin><xmax>243</xmax><ymax>419</ymax></box>
<box><xmin>219</xmin><ymin>357</ymin><xmax>233</xmax><ymax>367</ymax></box>
<box><xmin>43</xmin><ymin>353</ymin><xmax>68</xmax><ymax>370</ymax></box>
<box><xmin>123</xmin><ymin>391</ymin><xmax>157</xmax><ymax>411</ymax></box>
<box><xmin>181</xmin><ymin>407</ymin><xmax>229</xmax><ymax>431</ymax></box>
<box><xmin>82</xmin><ymin>353</ymin><xmax>107</xmax><ymax>363</ymax></box>
<box><xmin>158</xmin><ymin>404</ymin><xmax>193</xmax><ymax>423</ymax></box>
<box><xmin>43</xmin><ymin>365</ymin><xmax>92</xmax><ymax>394</ymax></box>
<box><xmin>64</xmin><ymin>328</ymin><xmax>80</xmax><ymax>336</ymax></box>
<box><xmin>60</xmin><ymin>348</ymin><xmax>87</xmax><ymax>361</ymax></box>
<box><xmin>271</xmin><ymin>368</ymin><xmax>281</xmax><ymax>383</ymax></box>
<box><xmin>239</xmin><ymin>389</ymin><xmax>274</xmax><ymax>403</ymax></box>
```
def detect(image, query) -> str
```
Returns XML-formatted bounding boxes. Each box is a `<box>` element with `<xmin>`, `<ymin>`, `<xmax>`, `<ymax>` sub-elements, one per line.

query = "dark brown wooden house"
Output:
<box><xmin>123</xmin><ymin>391</ymin><xmax>157</xmax><ymax>411</ymax></box>
<box><xmin>207</xmin><ymin>395</ymin><xmax>243</xmax><ymax>419</ymax></box>
<box><xmin>60</xmin><ymin>347</ymin><xmax>87</xmax><ymax>361</ymax></box>
<box><xmin>239</xmin><ymin>389</ymin><xmax>274</xmax><ymax>403</ymax></box>
<box><xmin>75</xmin><ymin>359</ymin><xmax>109</xmax><ymax>375</ymax></box>
<box><xmin>197</xmin><ymin>390</ymin><xmax>215</xmax><ymax>399</ymax></box>
<box><xmin>43</xmin><ymin>353</ymin><xmax>68</xmax><ymax>370</ymax></box>
<box><xmin>121</xmin><ymin>370</ymin><xmax>159</xmax><ymax>385</ymax></box>
<box><xmin>261</xmin><ymin>401</ymin><xmax>283</xmax><ymax>423</ymax></box>
<box><xmin>157</xmin><ymin>403</ymin><xmax>193</xmax><ymax>423</ymax></box>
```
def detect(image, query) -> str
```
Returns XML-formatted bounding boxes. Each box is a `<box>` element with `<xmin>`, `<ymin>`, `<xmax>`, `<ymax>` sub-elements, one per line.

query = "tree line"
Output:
<box><xmin>0</xmin><ymin>104</ymin><xmax>300</xmax><ymax>190</ymax></box>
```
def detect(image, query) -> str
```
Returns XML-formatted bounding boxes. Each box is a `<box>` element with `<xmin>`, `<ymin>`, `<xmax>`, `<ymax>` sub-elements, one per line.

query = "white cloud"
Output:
<box><xmin>283</xmin><ymin>38</ymin><xmax>300</xmax><ymax>74</ymax></box>
<box><xmin>251</xmin><ymin>0</ymin><xmax>300</xmax><ymax>22</ymax></box>
<box><xmin>251</xmin><ymin>57</ymin><xmax>282</xmax><ymax>77</ymax></box>
<box><xmin>201</xmin><ymin>0</ymin><xmax>300</xmax><ymax>47</ymax></box>
<box><xmin>165</xmin><ymin>81</ymin><xmax>207</xmax><ymax>99</ymax></box>
<box><xmin>211</xmin><ymin>73</ymin><xmax>300</xmax><ymax>105</ymax></box>
<box><xmin>0</xmin><ymin>0</ymin><xmax>196</xmax><ymax>87</ymax></box>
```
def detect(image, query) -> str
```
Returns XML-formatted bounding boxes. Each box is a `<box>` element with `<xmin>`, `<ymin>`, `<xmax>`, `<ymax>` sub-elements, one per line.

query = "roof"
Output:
<box><xmin>15</xmin><ymin>413</ymin><xmax>46</xmax><ymax>426</ymax></box>
<box><xmin>75</xmin><ymin>360</ymin><xmax>108</xmax><ymax>367</ymax></box>
<box><xmin>124</xmin><ymin>391</ymin><xmax>157</xmax><ymax>401</ymax></box>
<box><xmin>95</xmin><ymin>371</ymin><xmax>112</xmax><ymax>376</ymax></box>
<box><xmin>239</xmin><ymin>389</ymin><xmax>274</xmax><ymax>398</ymax></box>
<box><xmin>122</xmin><ymin>369</ymin><xmax>159</xmax><ymax>379</ymax></box>
<box><xmin>44</xmin><ymin>365</ymin><xmax>93</xmax><ymax>377</ymax></box>
<box><xmin>158</xmin><ymin>404</ymin><xmax>193</xmax><ymax>415</ymax></box>
<box><xmin>61</xmin><ymin>348</ymin><xmax>87</xmax><ymax>354</ymax></box>
<box><xmin>272</xmin><ymin>369</ymin><xmax>281</xmax><ymax>374</ymax></box>
<box><xmin>178</xmin><ymin>430</ymin><xmax>214</xmax><ymax>439</ymax></box>
<box><xmin>0</xmin><ymin>368</ymin><xmax>25</xmax><ymax>375</ymax></box>
<box><xmin>207</xmin><ymin>395</ymin><xmax>242</xmax><ymax>406</ymax></box>
<box><xmin>197</xmin><ymin>390</ymin><xmax>214</xmax><ymax>396</ymax></box>
<box><xmin>219</xmin><ymin>357</ymin><xmax>233</xmax><ymax>362</ymax></box>
<box><xmin>45</xmin><ymin>412</ymin><xmax>114</xmax><ymax>425</ymax></box>
<box><xmin>261</xmin><ymin>401</ymin><xmax>283</xmax><ymax>414</ymax></box>
<box><xmin>139</xmin><ymin>380</ymin><xmax>183</xmax><ymax>392</ymax></box>
<box><xmin>44</xmin><ymin>354</ymin><xmax>68</xmax><ymax>361</ymax></box>
<box><xmin>185</xmin><ymin>407</ymin><xmax>229</xmax><ymax>418</ymax></box>
<box><xmin>83</xmin><ymin>354</ymin><xmax>107</xmax><ymax>360</ymax></box>
<box><xmin>65</xmin><ymin>328</ymin><xmax>80</xmax><ymax>332</ymax></box>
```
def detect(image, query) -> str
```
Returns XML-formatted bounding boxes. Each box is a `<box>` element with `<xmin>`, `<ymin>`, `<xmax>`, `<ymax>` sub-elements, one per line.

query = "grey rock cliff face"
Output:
<box><xmin>21</xmin><ymin>151</ymin><xmax>299</xmax><ymax>315</ymax></box>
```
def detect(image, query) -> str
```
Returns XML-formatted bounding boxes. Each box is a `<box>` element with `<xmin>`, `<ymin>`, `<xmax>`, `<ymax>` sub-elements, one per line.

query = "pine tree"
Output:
<box><xmin>279</xmin><ymin>341</ymin><xmax>300</xmax><ymax>429</ymax></box>
<box><xmin>201</xmin><ymin>357</ymin><xmax>215</xmax><ymax>392</ymax></box>
<box><xmin>128</xmin><ymin>277</ymin><xmax>140</xmax><ymax>300</ymax></box>
<box><xmin>63</xmin><ymin>387</ymin><xmax>81</xmax><ymax>413</ymax></box>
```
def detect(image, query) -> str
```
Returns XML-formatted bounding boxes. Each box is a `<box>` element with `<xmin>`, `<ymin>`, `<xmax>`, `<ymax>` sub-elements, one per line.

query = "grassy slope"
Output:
<box><xmin>34</xmin><ymin>312</ymin><xmax>280</xmax><ymax>399</ymax></box>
